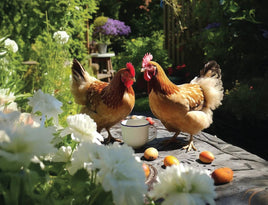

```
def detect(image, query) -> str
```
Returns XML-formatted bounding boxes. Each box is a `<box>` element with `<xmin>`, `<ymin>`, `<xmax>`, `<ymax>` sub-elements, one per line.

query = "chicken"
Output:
<box><xmin>71</xmin><ymin>59</ymin><xmax>135</xmax><ymax>143</ymax></box>
<box><xmin>141</xmin><ymin>53</ymin><xmax>223</xmax><ymax>151</ymax></box>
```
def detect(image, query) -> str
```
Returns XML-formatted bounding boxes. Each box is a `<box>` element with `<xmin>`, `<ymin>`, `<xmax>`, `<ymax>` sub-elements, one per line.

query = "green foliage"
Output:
<box><xmin>0</xmin><ymin>0</ymin><xmax>98</xmax><ymax>61</ymax></box>
<box><xmin>93</xmin><ymin>16</ymin><xmax>109</xmax><ymax>27</ymax></box>
<box><xmin>0</xmin><ymin>0</ymin><xmax>98</xmax><ymax>119</ymax></box>
<box><xmin>113</xmin><ymin>31</ymin><xmax>172</xmax><ymax>75</ymax></box>
<box><xmin>0</xmin><ymin>161</ymin><xmax>114</xmax><ymax>204</ymax></box>
<box><xmin>0</xmin><ymin>39</ymin><xmax>30</xmax><ymax>109</ymax></box>
<box><xmin>197</xmin><ymin>1</ymin><xmax>267</xmax><ymax>86</ymax></box>
<box><xmin>95</xmin><ymin>0</ymin><xmax>163</xmax><ymax>54</ymax></box>
<box><xmin>164</xmin><ymin>0</ymin><xmax>268</xmax><ymax>124</ymax></box>
<box><xmin>222</xmin><ymin>79</ymin><xmax>268</xmax><ymax>123</ymax></box>
<box><xmin>30</xmin><ymin>29</ymin><xmax>80</xmax><ymax>125</ymax></box>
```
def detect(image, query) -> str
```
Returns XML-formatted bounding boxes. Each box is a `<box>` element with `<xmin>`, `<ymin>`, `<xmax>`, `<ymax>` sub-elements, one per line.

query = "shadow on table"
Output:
<box><xmin>133</xmin><ymin>136</ymin><xmax>192</xmax><ymax>154</ymax></box>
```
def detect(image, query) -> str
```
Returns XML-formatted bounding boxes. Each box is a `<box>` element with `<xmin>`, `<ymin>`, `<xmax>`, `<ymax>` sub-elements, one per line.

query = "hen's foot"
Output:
<box><xmin>182</xmin><ymin>141</ymin><xmax>197</xmax><ymax>152</ymax></box>
<box><xmin>103</xmin><ymin>136</ymin><xmax>123</xmax><ymax>144</ymax></box>
<box><xmin>103</xmin><ymin>129</ymin><xmax>123</xmax><ymax>144</ymax></box>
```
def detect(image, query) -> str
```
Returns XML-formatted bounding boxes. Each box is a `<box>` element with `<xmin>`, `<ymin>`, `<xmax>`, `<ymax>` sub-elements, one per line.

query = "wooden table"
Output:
<box><xmin>90</xmin><ymin>53</ymin><xmax>115</xmax><ymax>82</ymax></box>
<box><xmin>101</xmin><ymin>117</ymin><xmax>268</xmax><ymax>205</ymax></box>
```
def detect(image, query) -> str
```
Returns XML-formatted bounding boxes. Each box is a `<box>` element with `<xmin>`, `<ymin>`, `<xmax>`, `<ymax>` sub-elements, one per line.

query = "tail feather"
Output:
<box><xmin>200</xmin><ymin>60</ymin><xmax>221</xmax><ymax>79</ymax></box>
<box><xmin>71</xmin><ymin>59</ymin><xmax>97</xmax><ymax>105</ymax></box>
<box><xmin>72</xmin><ymin>59</ymin><xmax>86</xmax><ymax>81</ymax></box>
<box><xmin>72</xmin><ymin>59</ymin><xmax>97</xmax><ymax>83</ymax></box>
<box><xmin>191</xmin><ymin>61</ymin><xmax>224</xmax><ymax>110</ymax></box>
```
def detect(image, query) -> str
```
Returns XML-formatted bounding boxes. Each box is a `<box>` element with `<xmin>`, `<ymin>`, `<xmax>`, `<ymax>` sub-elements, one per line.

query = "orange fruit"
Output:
<box><xmin>164</xmin><ymin>155</ymin><xmax>180</xmax><ymax>167</ymax></box>
<box><xmin>199</xmin><ymin>151</ymin><xmax>215</xmax><ymax>163</ymax></box>
<box><xmin>144</xmin><ymin>147</ymin><xmax>158</xmax><ymax>161</ymax></box>
<box><xmin>212</xmin><ymin>167</ymin><xmax>233</xmax><ymax>185</ymax></box>
<box><xmin>142</xmin><ymin>163</ymin><xmax>150</xmax><ymax>178</ymax></box>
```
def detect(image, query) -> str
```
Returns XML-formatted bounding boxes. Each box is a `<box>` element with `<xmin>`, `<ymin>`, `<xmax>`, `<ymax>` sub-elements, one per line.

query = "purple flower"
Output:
<box><xmin>205</xmin><ymin>22</ymin><xmax>221</xmax><ymax>30</ymax></box>
<box><xmin>94</xmin><ymin>18</ymin><xmax>131</xmax><ymax>37</ymax></box>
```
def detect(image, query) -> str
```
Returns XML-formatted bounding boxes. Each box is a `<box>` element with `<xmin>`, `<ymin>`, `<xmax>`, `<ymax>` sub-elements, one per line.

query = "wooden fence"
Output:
<box><xmin>163</xmin><ymin>0</ymin><xmax>201</xmax><ymax>67</ymax></box>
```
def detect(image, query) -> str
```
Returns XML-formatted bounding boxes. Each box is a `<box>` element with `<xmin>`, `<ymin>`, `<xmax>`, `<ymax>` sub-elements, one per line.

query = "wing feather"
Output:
<box><xmin>167</xmin><ymin>84</ymin><xmax>204</xmax><ymax>111</ymax></box>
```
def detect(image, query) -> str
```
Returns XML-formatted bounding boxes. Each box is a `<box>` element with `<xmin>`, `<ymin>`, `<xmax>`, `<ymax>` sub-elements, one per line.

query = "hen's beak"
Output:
<box><xmin>132</xmin><ymin>77</ymin><xmax>136</xmax><ymax>82</ymax></box>
<box><xmin>141</xmin><ymin>67</ymin><xmax>145</xmax><ymax>72</ymax></box>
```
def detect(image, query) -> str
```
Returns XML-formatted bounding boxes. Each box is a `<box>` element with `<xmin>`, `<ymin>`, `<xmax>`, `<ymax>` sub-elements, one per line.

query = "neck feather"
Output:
<box><xmin>148</xmin><ymin>62</ymin><xmax>178</xmax><ymax>95</ymax></box>
<box><xmin>102</xmin><ymin>71</ymin><xmax>134</xmax><ymax>108</ymax></box>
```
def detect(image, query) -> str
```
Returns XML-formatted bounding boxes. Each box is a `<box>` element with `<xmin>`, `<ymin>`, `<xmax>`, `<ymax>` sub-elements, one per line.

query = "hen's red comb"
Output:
<box><xmin>126</xmin><ymin>62</ymin><xmax>135</xmax><ymax>77</ymax></box>
<box><xmin>142</xmin><ymin>53</ymin><xmax>153</xmax><ymax>67</ymax></box>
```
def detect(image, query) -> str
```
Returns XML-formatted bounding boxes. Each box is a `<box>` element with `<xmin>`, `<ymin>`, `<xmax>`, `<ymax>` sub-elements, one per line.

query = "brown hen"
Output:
<box><xmin>71</xmin><ymin>59</ymin><xmax>135</xmax><ymax>143</ymax></box>
<box><xmin>141</xmin><ymin>53</ymin><xmax>223</xmax><ymax>151</ymax></box>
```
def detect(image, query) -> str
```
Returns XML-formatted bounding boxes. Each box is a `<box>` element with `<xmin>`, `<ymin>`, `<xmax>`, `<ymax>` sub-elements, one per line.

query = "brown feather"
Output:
<box><xmin>71</xmin><ymin>60</ymin><xmax>135</xmax><ymax>132</ymax></box>
<box><xmin>146</xmin><ymin>60</ymin><xmax>222</xmax><ymax>136</ymax></box>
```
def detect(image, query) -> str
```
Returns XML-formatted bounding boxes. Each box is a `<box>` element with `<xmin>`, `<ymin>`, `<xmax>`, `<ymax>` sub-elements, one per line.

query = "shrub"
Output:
<box><xmin>222</xmin><ymin>79</ymin><xmax>268</xmax><ymax>124</ymax></box>
<box><xmin>113</xmin><ymin>31</ymin><xmax>172</xmax><ymax>75</ymax></box>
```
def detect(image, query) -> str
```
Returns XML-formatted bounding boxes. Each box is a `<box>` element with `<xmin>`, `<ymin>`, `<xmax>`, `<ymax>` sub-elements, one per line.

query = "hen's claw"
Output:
<box><xmin>103</xmin><ymin>136</ymin><xmax>123</xmax><ymax>144</ymax></box>
<box><xmin>103</xmin><ymin>129</ymin><xmax>122</xmax><ymax>144</ymax></box>
<box><xmin>182</xmin><ymin>135</ymin><xmax>197</xmax><ymax>152</ymax></box>
<box><xmin>182</xmin><ymin>141</ymin><xmax>197</xmax><ymax>152</ymax></box>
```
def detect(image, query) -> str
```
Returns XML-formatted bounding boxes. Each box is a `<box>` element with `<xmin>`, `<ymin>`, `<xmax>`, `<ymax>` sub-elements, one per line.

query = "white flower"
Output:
<box><xmin>67</xmin><ymin>142</ymin><xmax>147</xmax><ymax>204</ymax></box>
<box><xmin>52</xmin><ymin>145</ymin><xmax>72</xmax><ymax>162</ymax></box>
<box><xmin>149</xmin><ymin>164</ymin><xmax>216</xmax><ymax>205</ymax></box>
<box><xmin>0</xmin><ymin>124</ymin><xmax>57</xmax><ymax>171</ymax></box>
<box><xmin>93</xmin><ymin>143</ymin><xmax>147</xmax><ymax>205</ymax></box>
<box><xmin>0</xmin><ymin>111</ymin><xmax>21</xmax><ymax>127</ymax></box>
<box><xmin>67</xmin><ymin>142</ymin><xmax>103</xmax><ymax>175</ymax></box>
<box><xmin>53</xmin><ymin>31</ymin><xmax>69</xmax><ymax>44</ymax></box>
<box><xmin>19</xmin><ymin>113</ymin><xmax>41</xmax><ymax>127</ymax></box>
<box><xmin>0</xmin><ymin>130</ymin><xmax>10</xmax><ymax>143</ymax></box>
<box><xmin>31</xmin><ymin>155</ymin><xmax>45</xmax><ymax>169</ymax></box>
<box><xmin>28</xmin><ymin>89</ymin><xmax>63</xmax><ymax>124</ymax></box>
<box><xmin>61</xmin><ymin>114</ymin><xmax>103</xmax><ymax>144</ymax></box>
<box><xmin>4</xmin><ymin>38</ymin><xmax>18</xmax><ymax>53</ymax></box>
<box><xmin>0</xmin><ymin>88</ymin><xmax>16</xmax><ymax>105</ymax></box>
<box><xmin>0</xmin><ymin>102</ymin><xmax>18</xmax><ymax>113</ymax></box>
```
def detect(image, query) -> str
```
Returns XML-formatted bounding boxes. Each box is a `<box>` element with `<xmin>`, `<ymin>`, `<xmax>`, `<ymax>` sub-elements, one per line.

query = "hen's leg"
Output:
<box><xmin>182</xmin><ymin>135</ymin><xmax>197</xmax><ymax>152</ymax></box>
<box><xmin>161</xmin><ymin>131</ymin><xmax>180</xmax><ymax>145</ymax></box>
<box><xmin>104</xmin><ymin>128</ymin><xmax>123</xmax><ymax>144</ymax></box>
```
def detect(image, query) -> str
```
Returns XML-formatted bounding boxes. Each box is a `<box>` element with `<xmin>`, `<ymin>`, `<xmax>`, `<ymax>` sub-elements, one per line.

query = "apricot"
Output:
<box><xmin>199</xmin><ymin>151</ymin><xmax>215</xmax><ymax>163</ymax></box>
<box><xmin>163</xmin><ymin>155</ymin><xmax>180</xmax><ymax>167</ymax></box>
<box><xmin>142</xmin><ymin>163</ymin><xmax>150</xmax><ymax>178</ymax></box>
<box><xmin>144</xmin><ymin>147</ymin><xmax>158</xmax><ymax>161</ymax></box>
<box><xmin>212</xmin><ymin>167</ymin><xmax>233</xmax><ymax>185</ymax></box>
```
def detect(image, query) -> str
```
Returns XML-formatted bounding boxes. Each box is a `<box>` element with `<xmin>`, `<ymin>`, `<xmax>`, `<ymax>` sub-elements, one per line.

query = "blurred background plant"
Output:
<box><xmin>0</xmin><ymin>0</ymin><xmax>98</xmax><ymax>125</ymax></box>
